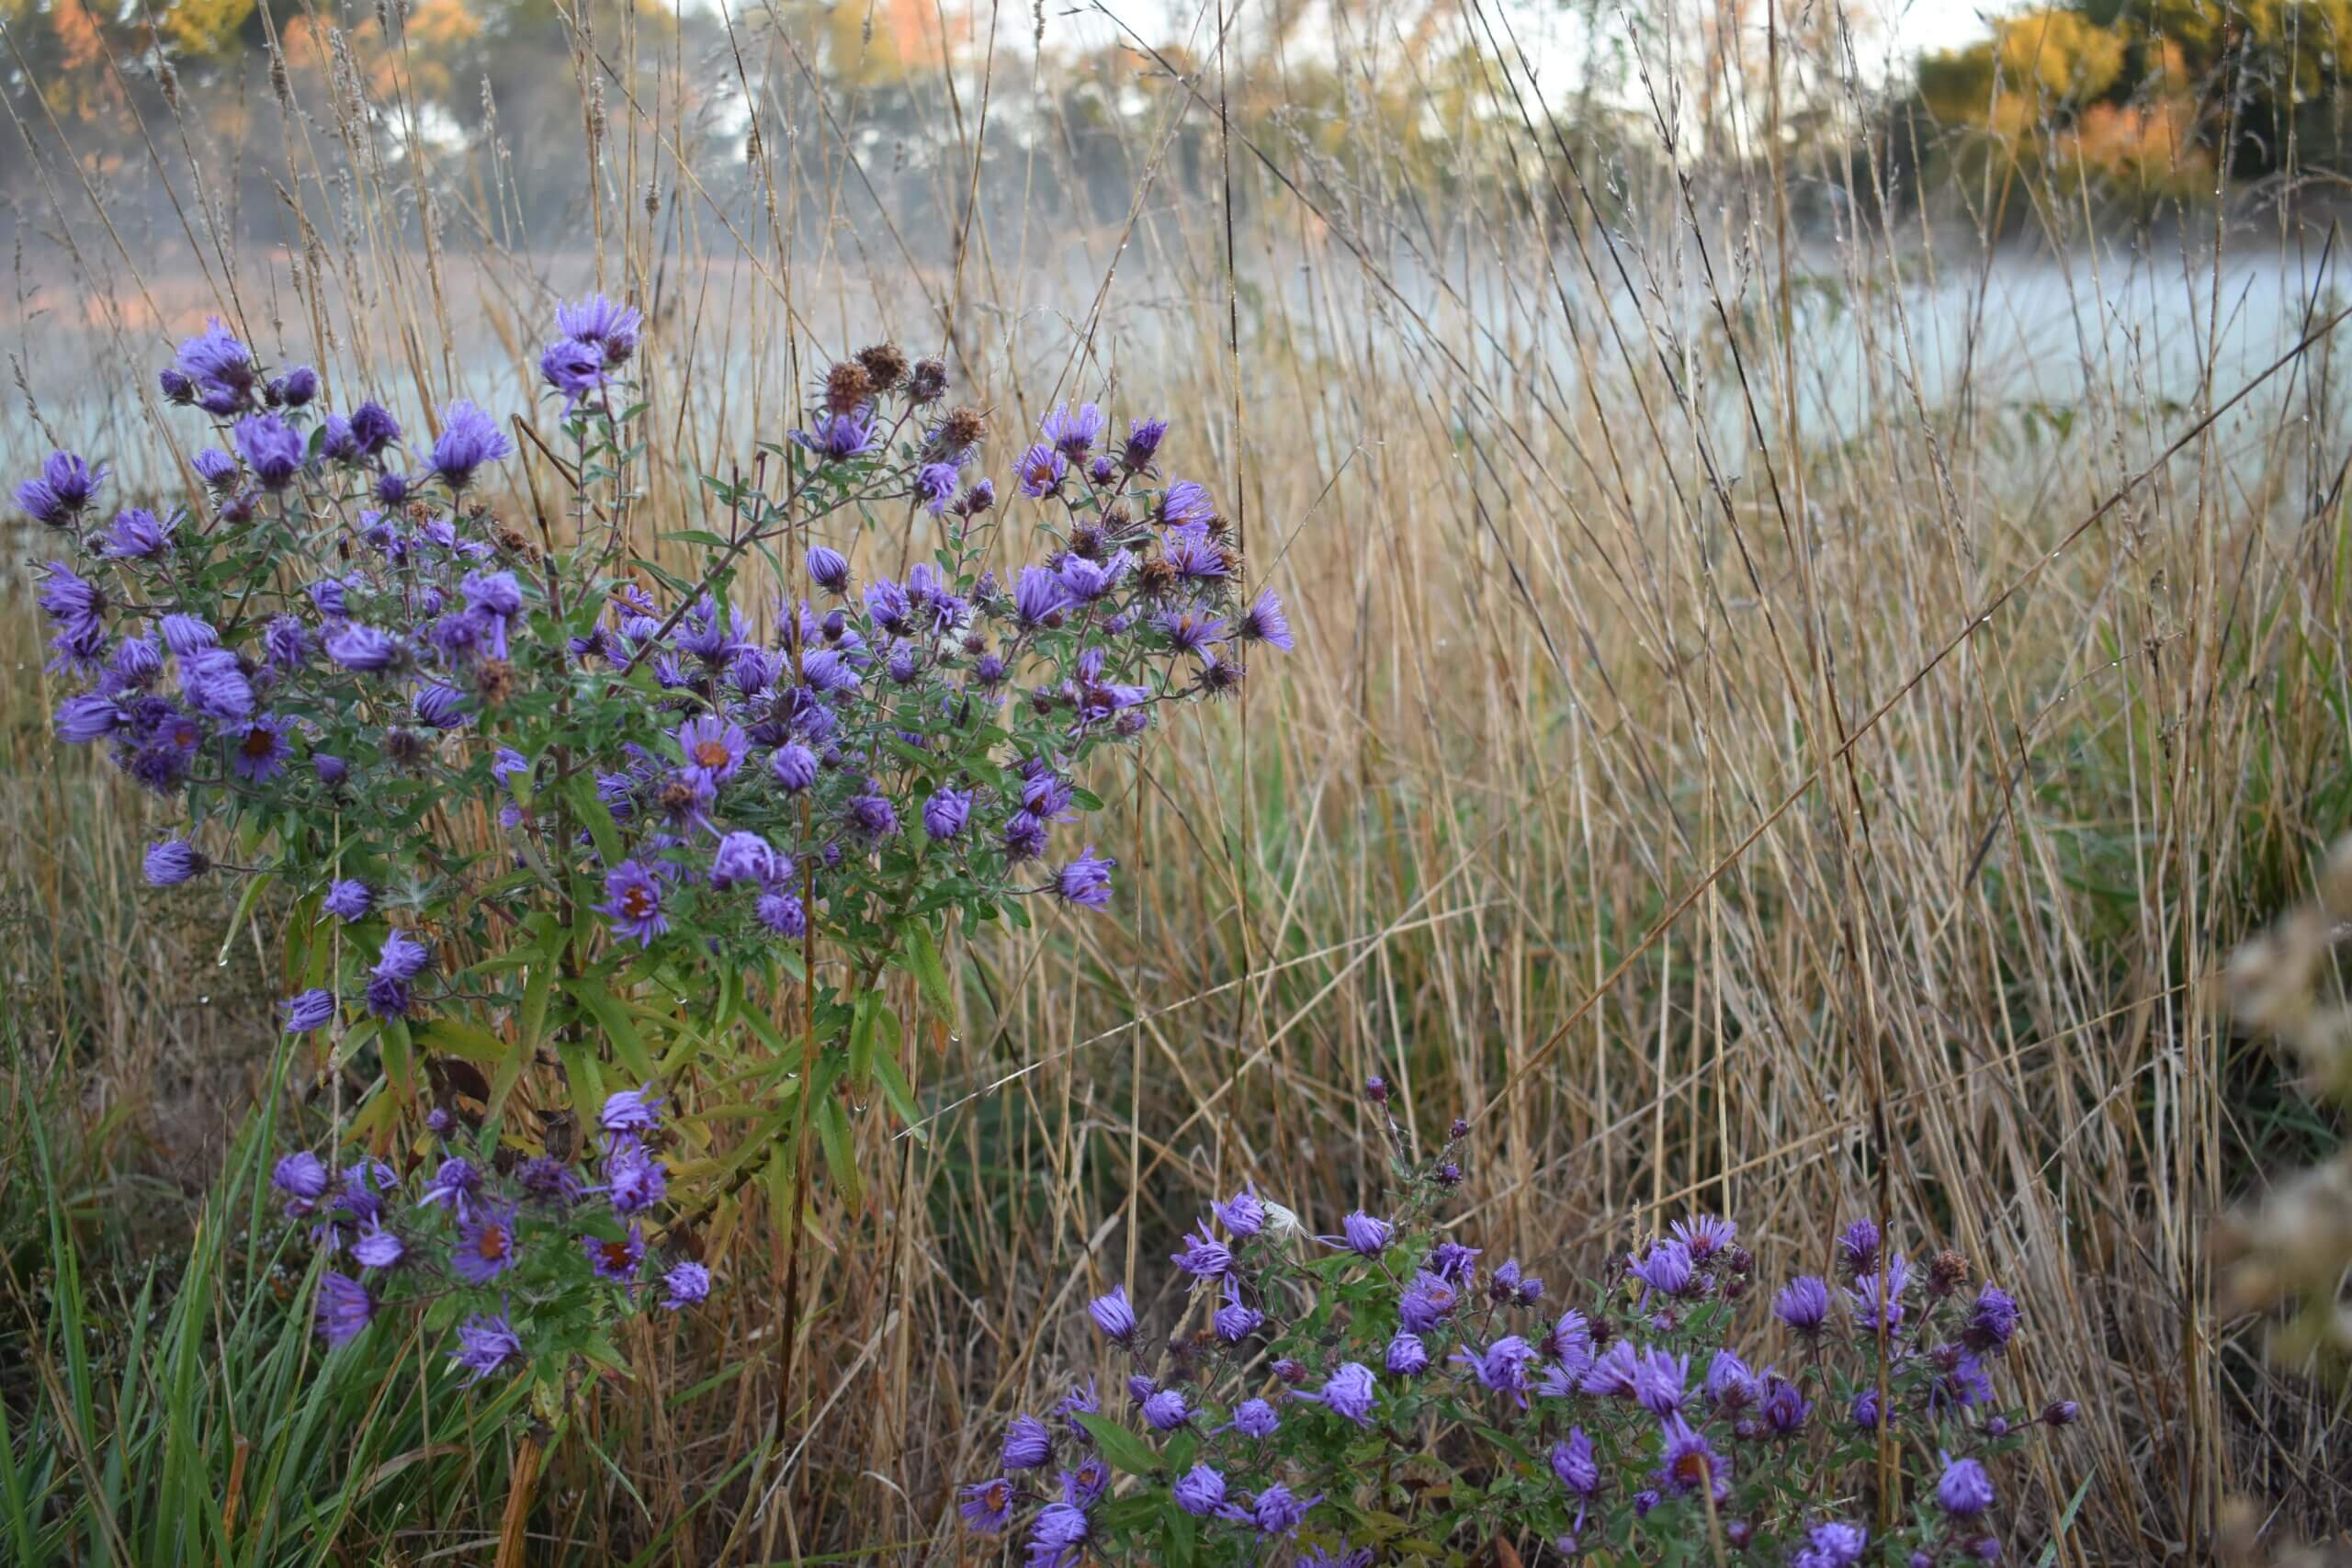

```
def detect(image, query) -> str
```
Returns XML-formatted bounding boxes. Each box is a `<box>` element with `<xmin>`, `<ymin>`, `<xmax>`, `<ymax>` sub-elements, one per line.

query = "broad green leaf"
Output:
<box><xmin>1073</xmin><ymin>1414</ymin><xmax>1160</xmax><ymax>1477</ymax></box>
<box><xmin>893</xmin><ymin>918</ymin><xmax>956</xmax><ymax>1027</ymax></box>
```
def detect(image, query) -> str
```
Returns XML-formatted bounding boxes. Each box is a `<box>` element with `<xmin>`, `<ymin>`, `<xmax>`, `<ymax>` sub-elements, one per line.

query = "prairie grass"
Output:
<box><xmin>3</xmin><ymin>2</ymin><xmax>2349</xmax><ymax>1560</ymax></box>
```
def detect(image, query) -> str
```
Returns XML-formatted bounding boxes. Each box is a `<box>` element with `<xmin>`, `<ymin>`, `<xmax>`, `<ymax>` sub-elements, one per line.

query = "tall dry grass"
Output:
<box><xmin>4</xmin><ymin>1</ymin><xmax>2349</xmax><ymax>1559</ymax></box>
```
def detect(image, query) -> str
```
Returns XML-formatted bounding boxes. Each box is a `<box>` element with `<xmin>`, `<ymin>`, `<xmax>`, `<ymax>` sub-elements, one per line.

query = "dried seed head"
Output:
<box><xmin>1100</xmin><ymin>502</ymin><xmax>1131</xmax><ymax>532</ymax></box>
<box><xmin>823</xmin><ymin>361</ymin><xmax>874</xmax><ymax>416</ymax></box>
<box><xmin>854</xmin><ymin>342</ymin><xmax>909</xmax><ymax>392</ymax></box>
<box><xmin>473</xmin><ymin>660</ymin><xmax>514</xmax><ymax>706</ymax></box>
<box><xmin>644</xmin><ymin>180</ymin><xmax>660</xmax><ymax>218</ymax></box>
<box><xmin>156</xmin><ymin>59</ymin><xmax>180</xmax><ymax>107</ymax></box>
<box><xmin>1069</xmin><ymin>523</ymin><xmax>1105</xmax><ymax>560</ymax></box>
<box><xmin>384</xmin><ymin>728</ymin><xmax>431</xmax><ymax>769</ymax></box>
<box><xmin>1927</xmin><ymin>1249</ymin><xmax>1970</xmax><ymax>1297</ymax></box>
<box><xmin>936</xmin><ymin>403</ymin><xmax>985</xmax><ymax>452</ymax></box>
<box><xmin>1136</xmin><ymin>557</ymin><xmax>1177</xmax><ymax>596</ymax></box>
<box><xmin>268</xmin><ymin>46</ymin><xmax>292</xmax><ymax>109</ymax></box>
<box><xmin>745</xmin><ymin>121</ymin><xmax>763</xmax><ymax>164</ymax></box>
<box><xmin>908</xmin><ymin>357</ymin><xmax>948</xmax><ymax>402</ymax></box>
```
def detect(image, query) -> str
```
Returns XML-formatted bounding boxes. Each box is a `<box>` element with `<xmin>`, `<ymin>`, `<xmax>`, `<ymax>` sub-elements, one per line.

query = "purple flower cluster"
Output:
<box><xmin>279</xmin><ymin>1080</ymin><xmax>709</xmax><ymax>1384</ymax></box>
<box><xmin>960</xmin><ymin>1097</ymin><xmax>2069</xmax><ymax>1563</ymax></box>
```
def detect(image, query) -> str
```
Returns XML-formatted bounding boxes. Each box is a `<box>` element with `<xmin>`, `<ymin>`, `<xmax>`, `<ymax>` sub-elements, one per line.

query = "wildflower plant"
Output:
<box><xmin>26</xmin><ymin>309</ymin><xmax>1291</xmax><ymax>1393</ymax></box>
<box><xmin>966</xmin><ymin>1086</ymin><xmax>2073</xmax><ymax>1565</ymax></box>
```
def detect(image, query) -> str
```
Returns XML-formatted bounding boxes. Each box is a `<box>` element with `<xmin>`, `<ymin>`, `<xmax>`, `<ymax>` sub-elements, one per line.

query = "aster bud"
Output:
<box><xmin>1447</xmin><ymin>1117</ymin><xmax>1470</xmax><ymax>1142</ymax></box>
<box><xmin>2042</xmin><ymin>1400</ymin><xmax>2079</xmax><ymax>1427</ymax></box>
<box><xmin>908</xmin><ymin>357</ymin><xmax>947</xmax><ymax>401</ymax></box>
<box><xmin>1364</xmin><ymin>1076</ymin><xmax>1388</xmax><ymax>1103</ymax></box>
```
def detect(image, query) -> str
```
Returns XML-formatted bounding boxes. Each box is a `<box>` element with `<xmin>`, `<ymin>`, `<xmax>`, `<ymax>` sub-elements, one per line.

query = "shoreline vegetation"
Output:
<box><xmin>5</xmin><ymin>0</ymin><xmax>2352</xmax><ymax>1562</ymax></box>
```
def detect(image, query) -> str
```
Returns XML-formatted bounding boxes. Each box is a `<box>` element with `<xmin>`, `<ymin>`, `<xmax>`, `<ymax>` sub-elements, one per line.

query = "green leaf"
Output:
<box><xmin>1074</xmin><ymin>1414</ymin><xmax>1161</xmax><ymax>1476</ymax></box>
<box><xmin>568</xmin><ymin>977</ymin><xmax>655</xmax><ymax>1079</ymax></box>
<box><xmin>815</xmin><ymin>1099</ymin><xmax>861</xmax><ymax>1205</ymax></box>
<box><xmin>413</xmin><ymin>1017</ymin><xmax>507</xmax><ymax>1064</ymax></box>
<box><xmin>893</xmin><ymin>918</ymin><xmax>956</xmax><ymax>1027</ymax></box>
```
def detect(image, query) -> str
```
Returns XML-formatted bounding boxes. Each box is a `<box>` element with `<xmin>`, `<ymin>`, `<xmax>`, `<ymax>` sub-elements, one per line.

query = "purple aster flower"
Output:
<box><xmin>1088</xmin><ymin>1284</ymin><xmax>1136</xmax><ymax>1342</ymax></box>
<box><xmin>326</xmin><ymin>623</ymin><xmax>403</xmax><ymax>672</ymax></box>
<box><xmin>605</xmin><ymin>1138</ymin><xmax>669</xmax><ymax>1213</ymax></box>
<box><xmin>1002</xmin><ymin>1414</ymin><xmax>1054</xmax><ymax>1470</ymax></box>
<box><xmin>1705</xmin><ymin>1348</ymin><xmax>1758</xmax><ymax>1410</ymax></box>
<box><xmin>601</xmin><ymin>1083</ymin><xmax>664</xmax><ymax>1136</ymax></box>
<box><xmin>1333</xmin><ymin>1209</ymin><xmax>1392</xmax><ymax>1257</ymax></box>
<box><xmin>1387</xmin><ymin>1329</ymin><xmax>1430</xmax><ymax>1376</ymax></box>
<box><xmin>958</xmin><ymin>1476</ymin><xmax>1015</xmax><ymax>1534</ymax></box>
<box><xmin>1227</xmin><ymin>1483</ymin><xmax>1318</xmax><ymax>1539</ymax></box>
<box><xmin>375</xmin><ymin>928</ymin><xmax>431</xmax><ymax>981</ymax></box>
<box><xmin>35</xmin><ymin>561</ymin><xmax>104</xmax><ymax>629</ymax></box>
<box><xmin>674</xmin><ymin>715</ymin><xmax>748</xmax><ymax>784</ymax></box>
<box><xmin>112</xmin><ymin>637</ymin><xmax>164</xmax><ymax>685</ymax></box>
<box><xmin>1633</xmin><ymin>1347</ymin><xmax>1690</xmax><ymax>1415</ymax></box>
<box><xmin>1669</xmin><ymin>1213</ymin><xmax>1737</xmax><ymax>1258</ymax></box>
<box><xmin>1776</xmin><ymin>1275</ymin><xmax>1833</xmax><ymax>1337</ymax></box>
<box><xmin>1012</xmin><ymin>566</ymin><xmax>1071</xmax><ymax>632</ymax></box>
<box><xmin>805</xmin><ymin>545</ymin><xmax>851</xmax><ymax>593</ymax></box>
<box><xmin>54</xmin><ymin>695</ymin><xmax>122</xmax><ymax>744</ymax></box>
<box><xmin>1429</xmin><ymin>1239</ymin><xmax>1482</xmax><ymax>1281</ymax></box>
<box><xmin>274</xmin><ymin>1151</ymin><xmax>329</xmax><ymax>1215</ymax></box>
<box><xmin>914</xmin><ymin>460</ymin><xmax>958</xmax><ymax>513</ymax></box>
<box><xmin>556</xmin><ymin>294</ymin><xmax>643</xmax><ymax>363</ymax></box>
<box><xmin>1962</xmin><ymin>1282</ymin><xmax>2020</xmax><ymax>1355</ymax></box>
<box><xmin>1162</xmin><ymin>525</ymin><xmax>1227</xmax><ymax>582</ymax></box>
<box><xmin>1937</xmin><ymin>1455</ymin><xmax>1995</xmax><ymax>1517</ymax></box>
<box><xmin>172</xmin><ymin>316</ymin><xmax>254</xmax><ymax>390</ymax></box>
<box><xmin>1581</xmin><ymin>1339</ymin><xmax>1641</xmax><ymax>1398</ymax></box>
<box><xmin>233</xmin><ymin>412</ymin><xmax>305</xmax><ymax>489</ymax></box>
<box><xmin>17</xmin><ymin>451</ymin><xmax>107</xmax><ymax>527</ymax></box>
<box><xmin>349</xmin><ymin>400</ymin><xmax>401</xmax><ymax>455</ymax></box>
<box><xmin>1851</xmin><ymin>1254</ymin><xmax>1910</xmax><ymax>1333</ymax></box>
<box><xmin>1212</xmin><ymin>1183</ymin><xmax>1266</xmax><ymax>1237</ymax></box>
<box><xmin>770</xmin><ymin>743</ymin><xmax>820</xmax><ymax>793</ymax></box>
<box><xmin>1656</xmin><ymin>1414</ymin><xmax>1732</xmax><ymax>1500</ymax></box>
<box><xmin>452</xmin><ymin>1201</ymin><xmax>520</xmax><ymax>1285</ymax></box>
<box><xmin>798</xmin><ymin>649</ymin><xmax>859</xmax><ymax>694</ymax></box>
<box><xmin>1543</xmin><ymin>1427</ymin><xmax>1600</xmax><ymax>1496</ymax></box>
<box><xmin>1157</xmin><ymin>604</ymin><xmax>1227</xmax><ymax>657</ymax></box>
<box><xmin>1850</xmin><ymin>1388</ymin><xmax>1882</xmax><ymax>1430</ymax></box>
<box><xmin>313</xmin><ymin>1272</ymin><xmax>374</xmax><ymax>1348</ymax></box>
<box><xmin>709</xmin><ymin>832</ymin><xmax>778</xmax><ymax>890</ymax></box>
<box><xmin>224</xmin><ymin>713</ymin><xmax>292</xmax><ymax>783</ymax></box>
<box><xmin>1398</xmin><ymin>1271</ymin><xmax>1459</xmax><ymax>1333</ymax></box>
<box><xmin>283</xmin><ymin>988</ymin><xmax>337</xmax><ymax>1033</ymax></box>
<box><xmin>103</xmin><ymin>506</ymin><xmax>175</xmax><ymax>559</ymax></box>
<box><xmin>1001</xmin><ymin>811</ymin><xmax>1048</xmax><ymax>863</ymax></box>
<box><xmin>1026</xmin><ymin>1499</ymin><xmax>1091</xmax><ymax>1568</ymax></box>
<box><xmin>322</xmin><ymin>879</ymin><xmax>374</xmax><ymax>922</ymax></box>
<box><xmin>1838</xmin><ymin>1218</ymin><xmax>1882</xmax><ymax>1276</ymax></box>
<box><xmin>1792</xmin><ymin>1522</ymin><xmax>1870</xmax><ymax>1568</ymax></box>
<box><xmin>1054</xmin><ymin>849</ymin><xmax>1114</xmax><ymax>908</ymax></box>
<box><xmin>661</xmin><ymin>1260</ymin><xmax>712</xmax><ymax>1309</ymax></box>
<box><xmin>517</xmin><ymin>1156</ymin><xmax>584</xmax><ymax>1208</ymax></box>
<box><xmin>429</xmin><ymin>400</ymin><xmax>513</xmax><ymax>490</ymax></box>
<box><xmin>191</xmin><ymin>447</ymin><xmax>238</xmax><ymax>487</ymax></box>
<box><xmin>1120</xmin><ymin>416</ymin><xmax>1167</xmax><ymax>469</ymax></box>
<box><xmin>1056</xmin><ymin>555</ymin><xmax>1116</xmax><ymax>604</ymax></box>
<box><xmin>791</xmin><ymin>409</ymin><xmax>880</xmax><ymax>462</ymax></box>
<box><xmin>351</xmin><ymin>1221</ymin><xmax>404</xmax><ymax>1269</ymax></box>
<box><xmin>1230</xmin><ymin>1397</ymin><xmax>1279</xmax><ymax>1438</ymax></box>
<box><xmin>143</xmin><ymin>838</ymin><xmax>206</xmax><ymax>886</ymax></box>
<box><xmin>1159</xmin><ymin>479</ymin><xmax>1214</xmax><ymax>526</ymax></box>
<box><xmin>1141</xmin><ymin>1387</ymin><xmax>1192</xmax><ymax>1430</ymax></box>
<box><xmin>1629</xmin><ymin>1239</ymin><xmax>1698</xmax><ymax>1299</ymax></box>
<box><xmin>1760</xmin><ymin>1374</ymin><xmax>1811</xmax><ymax>1434</ymax></box>
<box><xmin>754</xmin><ymin>892</ymin><xmax>807</xmax><ymax>937</ymax></box>
<box><xmin>599</xmin><ymin>860</ymin><xmax>670</xmax><ymax>947</ymax></box>
<box><xmin>449</xmin><ymin>1309</ymin><xmax>524</xmax><ymax>1383</ymax></box>
<box><xmin>1237</xmin><ymin>587</ymin><xmax>1294</xmax><ymax>649</ymax></box>
<box><xmin>1041</xmin><ymin>400</ymin><xmax>1104</xmax><ymax>459</ymax></box>
<box><xmin>179</xmin><ymin>649</ymin><xmax>254</xmax><ymax>721</ymax></box>
<box><xmin>540</xmin><ymin>337</ymin><xmax>607</xmax><ymax>405</ymax></box>
<box><xmin>1213</xmin><ymin>1278</ymin><xmax>1263</xmax><ymax>1342</ymax></box>
<box><xmin>1167</xmin><ymin>1461</ymin><xmax>1227</xmax><ymax>1517</ymax></box>
<box><xmin>844</xmin><ymin>790</ymin><xmax>899</xmax><ymax>840</ymax></box>
<box><xmin>262</xmin><ymin>615</ymin><xmax>308</xmax><ymax>671</ymax></box>
<box><xmin>1543</xmin><ymin>1305</ymin><xmax>1594</xmax><ymax>1363</ymax></box>
<box><xmin>581</xmin><ymin>1223</ymin><xmax>646</xmax><ymax>1280</ymax></box>
<box><xmin>374</xmin><ymin>471</ymin><xmax>412</xmax><ymax>505</ymax></box>
<box><xmin>320</xmin><ymin>414</ymin><xmax>363</xmax><ymax>463</ymax></box>
<box><xmin>1013</xmin><ymin>443</ymin><xmax>1067</xmax><ymax>497</ymax></box>
<box><xmin>1170</xmin><ymin>1224</ymin><xmax>1233</xmax><ymax>1279</ymax></box>
<box><xmin>1453</xmin><ymin>1336</ymin><xmax>1540</xmax><ymax>1404</ymax></box>
<box><xmin>922</xmin><ymin>787</ymin><xmax>972</xmax><ymax>841</ymax></box>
